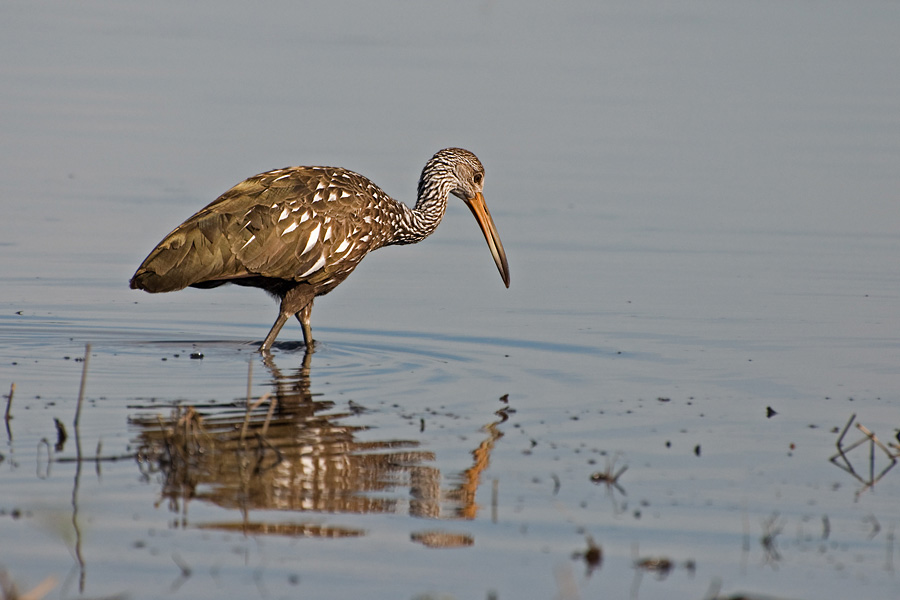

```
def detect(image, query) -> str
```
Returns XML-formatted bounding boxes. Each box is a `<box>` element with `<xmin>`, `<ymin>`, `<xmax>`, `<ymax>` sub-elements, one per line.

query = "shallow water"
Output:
<box><xmin>2</xmin><ymin>1</ymin><xmax>900</xmax><ymax>599</ymax></box>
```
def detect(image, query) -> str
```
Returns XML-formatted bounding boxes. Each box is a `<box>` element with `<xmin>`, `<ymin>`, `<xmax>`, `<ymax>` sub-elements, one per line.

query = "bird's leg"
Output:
<box><xmin>259</xmin><ymin>285</ymin><xmax>314</xmax><ymax>353</ymax></box>
<box><xmin>294</xmin><ymin>300</ymin><xmax>314</xmax><ymax>349</ymax></box>
<box><xmin>260</xmin><ymin>313</ymin><xmax>289</xmax><ymax>353</ymax></box>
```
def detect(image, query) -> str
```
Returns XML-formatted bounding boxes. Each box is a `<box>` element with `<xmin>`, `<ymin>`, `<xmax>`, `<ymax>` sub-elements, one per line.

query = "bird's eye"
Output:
<box><xmin>474</xmin><ymin>173</ymin><xmax>483</xmax><ymax>185</ymax></box>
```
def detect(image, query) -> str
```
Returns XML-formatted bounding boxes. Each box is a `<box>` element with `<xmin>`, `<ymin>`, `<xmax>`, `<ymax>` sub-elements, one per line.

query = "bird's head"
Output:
<box><xmin>421</xmin><ymin>148</ymin><xmax>510</xmax><ymax>288</ymax></box>
<box><xmin>449</xmin><ymin>151</ymin><xmax>485</xmax><ymax>202</ymax></box>
<box><xmin>420</xmin><ymin>147</ymin><xmax>483</xmax><ymax>201</ymax></box>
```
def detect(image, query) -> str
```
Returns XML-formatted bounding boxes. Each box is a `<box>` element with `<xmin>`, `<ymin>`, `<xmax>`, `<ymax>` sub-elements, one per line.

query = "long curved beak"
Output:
<box><xmin>465</xmin><ymin>192</ymin><xmax>510</xmax><ymax>288</ymax></box>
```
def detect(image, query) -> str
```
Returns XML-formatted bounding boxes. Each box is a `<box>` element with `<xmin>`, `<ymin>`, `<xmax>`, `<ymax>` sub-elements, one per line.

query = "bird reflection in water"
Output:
<box><xmin>132</xmin><ymin>352</ymin><xmax>507</xmax><ymax>539</ymax></box>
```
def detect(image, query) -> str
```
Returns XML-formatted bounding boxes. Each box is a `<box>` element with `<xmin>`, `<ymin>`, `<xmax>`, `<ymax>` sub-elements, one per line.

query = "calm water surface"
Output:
<box><xmin>2</xmin><ymin>2</ymin><xmax>900</xmax><ymax>599</ymax></box>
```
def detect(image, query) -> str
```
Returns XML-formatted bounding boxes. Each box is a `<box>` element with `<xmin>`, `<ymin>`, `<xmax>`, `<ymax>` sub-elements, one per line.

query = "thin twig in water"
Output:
<box><xmin>4</xmin><ymin>382</ymin><xmax>14</xmax><ymax>421</ymax></box>
<box><xmin>4</xmin><ymin>382</ymin><xmax>14</xmax><ymax>441</ymax></box>
<box><xmin>240</xmin><ymin>392</ymin><xmax>272</xmax><ymax>441</ymax></box>
<box><xmin>73</xmin><ymin>344</ymin><xmax>91</xmax><ymax>430</ymax></box>
<box><xmin>95</xmin><ymin>439</ymin><xmax>103</xmax><ymax>477</ymax></box>
<box><xmin>856</xmin><ymin>422</ymin><xmax>897</xmax><ymax>460</ymax></box>
<box><xmin>261</xmin><ymin>393</ymin><xmax>278</xmax><ymax>436</ymax></box>
<box><xmin>829</xmin><ymin>413</ymin><xmax>898</xmax><ymax>497</ymax></box>
<box><xmin>71</xmin><ymin>343</ymin><xmax>91</xmax><ymax>593</ymax></box>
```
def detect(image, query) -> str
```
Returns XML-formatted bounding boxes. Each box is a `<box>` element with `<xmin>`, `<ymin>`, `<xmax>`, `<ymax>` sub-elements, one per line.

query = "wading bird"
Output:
<box><xmin>130</xmin><ymin>148</ymin><xmax>510</xmax><ymax>352</ymax></box>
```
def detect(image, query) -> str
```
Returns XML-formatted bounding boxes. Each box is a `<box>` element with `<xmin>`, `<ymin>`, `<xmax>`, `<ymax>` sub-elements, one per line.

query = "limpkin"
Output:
<box><xmin>130</xmin><ymin>148</ymin><xmax>510</xmax><ymax>352</ymax></box>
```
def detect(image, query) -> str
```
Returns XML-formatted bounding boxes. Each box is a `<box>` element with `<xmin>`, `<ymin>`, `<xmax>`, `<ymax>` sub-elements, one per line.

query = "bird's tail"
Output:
<box><xmin>130</xmin><ymin>215</ymin><xmax>237</xmax><ymax>293</ymax></box>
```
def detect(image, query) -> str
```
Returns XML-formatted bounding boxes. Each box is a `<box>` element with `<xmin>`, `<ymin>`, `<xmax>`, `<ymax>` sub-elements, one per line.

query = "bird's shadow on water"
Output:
<box><xmin>129</xmin><ymin>349</ymin><xmax>510</xmax><ymax>540</ymax></box>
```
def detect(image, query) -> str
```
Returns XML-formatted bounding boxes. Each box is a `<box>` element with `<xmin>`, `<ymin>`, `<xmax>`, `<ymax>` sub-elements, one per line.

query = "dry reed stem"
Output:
<box><xmin>261</xmin><ymin>393</ymin><xmax>278</xmax><ymax>436</ymax></box>
<box><xmin>4</xmin><ymin>382</ymin><xmax>14</xmax><ymax>422</ymax></box>
<box><xmin>240</xmin><ymin>392</ymin><xmax>272</xmax><ymax>442</ymax></box>
<box><xmin>73</xmin><ymin>344</ymin><xmax>91</xmax><ymax>430</ymax></box>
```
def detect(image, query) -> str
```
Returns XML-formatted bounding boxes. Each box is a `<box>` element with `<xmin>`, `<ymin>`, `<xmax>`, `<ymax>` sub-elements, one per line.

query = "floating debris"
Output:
<box><xmin>590</xmin><ymin>453</ymin><xmax>627</xmax><ymax>496</ymax></box>
<box><xmin>571</xmin><ymin>535</ymin><xmax>602</xmax><ymax>576</ymax></box>
<box><xmin>829</xmin><ymin>413</ymin><xmax>899</xmax><ymax>498</ymax></box>
<box><xmin>634</xmin><ymin>556</ymin><xmax>673</xmax><ymax>577</ymax></box>
<box><xmin>410</xmin><ymin>530</ymin><xmax>474</xmax><ymax>548</ymax></box>
<box><xmin>53</xmin><ymin>417</ymin><xmax>67</xmax><ymax>451</ymax></box>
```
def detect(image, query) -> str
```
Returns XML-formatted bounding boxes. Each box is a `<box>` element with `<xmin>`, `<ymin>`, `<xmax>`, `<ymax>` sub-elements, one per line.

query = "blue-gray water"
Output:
<box><xmin>2</xmin><ymin>2</ymin><xmax>899</xmax><ymax>599</ymax></box>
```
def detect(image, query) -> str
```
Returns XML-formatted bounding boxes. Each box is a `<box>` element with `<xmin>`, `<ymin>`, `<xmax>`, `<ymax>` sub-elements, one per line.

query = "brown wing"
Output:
<box><xmin>130</xmin><ymin>166</ymin><xmax>399</xmax><ymax>293</ymax></box>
